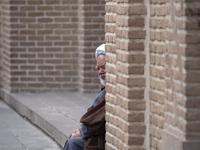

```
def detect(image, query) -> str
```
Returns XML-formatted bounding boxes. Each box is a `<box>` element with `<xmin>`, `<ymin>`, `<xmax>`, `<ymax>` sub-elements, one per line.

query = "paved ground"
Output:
<box><xmin>0</xmin><ymin>99</ymin><xmax>62</xmax><ymax>150</ymax></box>
<box><xmin>2</xmin><ymin>91</ymin><xmax>98</xmax><ymax>148</ymax></box>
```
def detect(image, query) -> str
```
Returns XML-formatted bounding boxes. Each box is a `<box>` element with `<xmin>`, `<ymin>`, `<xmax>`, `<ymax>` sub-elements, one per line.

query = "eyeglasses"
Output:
<box><xmin>96</xmin><ymin>64</ymin><xmax>105</xmax><ymax>71</ymax></box>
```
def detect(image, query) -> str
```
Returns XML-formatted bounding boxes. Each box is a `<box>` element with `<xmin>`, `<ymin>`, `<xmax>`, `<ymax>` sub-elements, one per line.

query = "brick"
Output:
<box><xmin>38</xmin><ymin>54</ymin><xmax>53</xmax><ymax>58</ymax></box>
<box><xmin>185</xmin><ymin>85</ymin><xmax>200</xmax><ymax>96</ymax></box>
<box><xmin>37</xmin><ymin>6</ymin><xmax>53</xmax><ymax>11</ymax></box>
<box><xmin>45</xmin><ymin>24</ymin><xmax>62</xmax><ymax>29</ymax></box>
<box><xmin>185</xmin><ymin>123</ymin><xmax>200</xmax><ymax>132</ymax></box>
<box><xmin>37</xmin><ymin>30</ymin><xmax>53</xmax><ymax>35</ymax></box>
<box><xmin>56</xmin><ymin>65</ymin><xmax>71</xmax><ymax>70</ymax></box>
<box><xmin>46</xmin><ymin>12</ymin><xmax>62</xmax><ymax>16</ymax></box>
<box><xmin>20</xmin><ymin>18</ymin><xmax>36</xmax><ymax>23</ymax></box>
<box><xmin>55</xmin><ymin>30</ymin><xmax>70</xmax><ymax>35</ymax></box>
<box><xmin>20</xmin><ymin>65</ymin><xmax>36</xmax><ymax>70</ymax></box>
<box><xmin>186</xmin><ymin>99</ymin><xmax>200</xmax><ymax>109</ymax></box>
<box><xmin>117</xmin><ymin>52</ymin><xmax>145</xmax><ymax>63</ymax></box>
<box><xmin>28</xmin><ymin>59</ymin><xmax>44</xmax><ymax>64</ymax></box>
<box><xmin>20</xmin><ymin>6</ymin><xmax>35</xmax><ymax>11</ymax></box>
<box><xmin>54</xmin><ymin>18</ymin><xmax>70</xmax><ymax>22</ymax></box>
<box><xmin>128</xmin><ymin>136</ymin><xmax>144</xmax><ymax>145</ymax></box>
<box><xmin>116</xmin><ymin>5</ymin><xmax>146</xmax><ymax>15</ymax></box>
<box><xmin>185</xmin><ymin>60</ymin><xmax>200</xmax><ymax>70</ymax></box>
<box><xmin>28</xmin><ymin>36</ymin><xmax>43</xmax><ymax>41</ymax></box>
<box><xmin>45</xmin><ymin>71</ymin><xmax>61</xmax><ymax>76</ymax></box>
<box><xmin>28</xmin><ymin>83</ymin><xmax>44</xmax><ymax>88</ymax></box>
<box><xmin>10</xmin><ymin>71</ymin><xmax>26</xmax><ymax>76</ymax></box>
<box><xmin>28</xmin><ymin>0</ymin><xmax>43</xmax><ymax>5</ymax></box>
<box><xmin>28</xmin><ymin>12</ymin><xmax>44</xmax><ymax>17</ymax></box>
<box><xmin>10</xmin><ymin>0</ymin><xmax>25</xmax><ymax>5</ymax></box>
<box><xmin>20</xmin><ymin>54</ymin><xmax>36</xmax><ymax>58</ymax></box>
<box><xmin>28</xmin><ymin>24</ymin><xmax>43</xmax><ymax>29</ymax></box>
<box><xmin>44</xmin><ymin>0</ymin><xmax>61</xmax><ymax>5</ymax></box>
<box><xmin>37</xmin><ymin>18</ymin><xmax>53</xmax><ymax>23</ymax></box>
<box><xmin>38</xmin><ymin>66</ymin><xmax>54</xmax><ymax>70</ymax></box>
<box><xmin>20</xmin><ymin>30</ymin><xmax>35</xmax><ymax>35</ymax></box>
<box><xmin>20</xmin><ymin>42</ymin><xmax>35</xmax><ymax>47</ymax></box>
<box><xmin>117</xmin><ymin>75</ymin><xmax>145</xmax><ymax>87</ymax></box>
<box><xmin>38</xmin><ymin>77</ymin><xmax>54</xmax><ymax>82</ymax></box>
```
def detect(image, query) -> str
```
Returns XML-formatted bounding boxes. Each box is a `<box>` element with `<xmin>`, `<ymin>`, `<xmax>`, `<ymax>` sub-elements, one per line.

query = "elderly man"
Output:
<box><xmin>63</xmin><ymin>44</ymin><xmax>106</xmax><ymax>150</ymax></box>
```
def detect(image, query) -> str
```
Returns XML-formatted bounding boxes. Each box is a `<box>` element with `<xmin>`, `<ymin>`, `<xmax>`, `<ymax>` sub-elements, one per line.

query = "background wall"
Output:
<box><xmin>0</xmin><ymin>0</ymin><xmax>105</xmax><ymax>93</ymax></box>
<box><xmin>78</xmin><ymin>0</ymin><xmax>105</xmax><ymax>92</ymax></box>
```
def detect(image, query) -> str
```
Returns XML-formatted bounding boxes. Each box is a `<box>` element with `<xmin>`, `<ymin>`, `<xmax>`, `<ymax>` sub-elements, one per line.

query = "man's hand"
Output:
<box><xmin>70</xmin><ymin>129</ymin><xmax>81</xmax><ymax>138</ymax></box>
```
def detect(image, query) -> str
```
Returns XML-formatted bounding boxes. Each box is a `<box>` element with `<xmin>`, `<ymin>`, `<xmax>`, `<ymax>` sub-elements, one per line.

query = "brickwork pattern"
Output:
<box><xmin>149</xmin><ymin>0</ymin><xmax>166</xmax><ymax>149</ymax></box>
<box><xmin>78</xmin><ymin>0</ymin><xmax>105</xmax><ymax>93</ymax></box>
<box><xmin>164</xmin><ymin>0</ymin><xmax>186</xmax><ymax>141</ymax></box>
<box><xmin>1</xmin><ymin>0</ymin><xmax>80</xmax><ymax>93</ymax></box>
<box><xmin>0</xmin><ymin>0</ymin><xmax>200</xmax><ymax>149</ymax></box>
<box><xmin>1</xmin><ymin>0</ymin><xmax>11</xmax><ymax>93</ymax></box>
<box><xmin>184</xmin><ymin>0</ymin><xmax>200</xmax><ymax>138</ymax></box>
<box><xmin>0</xmin><ymin>0</ymin><xmax>105</xmax><ymax>93</ymax></box>
<box><xmin>0</xmin><ymin>1</ymin><xmax>2</xmax><ymax>88</ymax></box>
<box><xmin>150</xmin><ymin>0</ymin><xmax>200</xmax><ymax>149</ymax></box>
<box><xmin>162</xmin><ymin>0</ymin><xmax>200</xmax><ymax>149</ymax></box>
<box><xmin>105</xmin><ymin>0</ymin><xmax>147</xmax><ymax>149</ymax></box>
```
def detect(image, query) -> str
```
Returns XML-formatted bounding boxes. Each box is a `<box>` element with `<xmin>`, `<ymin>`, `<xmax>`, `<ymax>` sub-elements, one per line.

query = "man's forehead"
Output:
<box><xmin>97</xmin><ymin>55</ymin><xmax>105</xmax><ymax>64</ymax></box>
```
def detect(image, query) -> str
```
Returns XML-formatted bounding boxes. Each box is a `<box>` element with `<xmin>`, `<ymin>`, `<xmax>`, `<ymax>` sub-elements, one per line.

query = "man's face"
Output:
<box><xmin>96</xmin><ymin>54</ymin><xmax>106</xmax><ymax>86</ymax></box>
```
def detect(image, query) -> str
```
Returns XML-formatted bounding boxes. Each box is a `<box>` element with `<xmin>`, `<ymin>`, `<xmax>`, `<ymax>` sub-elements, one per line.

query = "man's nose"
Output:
<box><xmin>98</xmin><ymin>68</ymin><xmax>105</xmax><ymax>74</ymax></box>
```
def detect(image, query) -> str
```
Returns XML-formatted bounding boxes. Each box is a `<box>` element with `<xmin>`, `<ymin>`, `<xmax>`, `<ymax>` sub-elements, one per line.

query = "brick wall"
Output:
<box><xmin>0</xmin><ymin>0</ymin><xmax>200</xmax><ymax>149</ymax></box>
<box><xmin>0</xmin><ymin>0</ymin><xmax>105</xmax><ymax>93</ymax></box>
<box><xmin>149</xmin><ymin>0</ymin><xmax>165</xmax><ymax>149</ymax></box>
<box><xmin>78</xmin><ymin>0</ymin><xmax>105</xmax><ymax>93</ymax></box>
<box><xmin>162</xmin><ymin>0</ymin><xmax>200</xmax><ymax>149</ymax></box>
<box><xmin>1</xmin><ymin>0</ymin><xmax>11</xmax><ymax>93</ymax></box>
<box><xmin>0</xmin><ymin>0</ymin><xmax>2</xmax><ymax>89</ymax></box>
<box><xmin>105</xmin><ymin>0</ymin><xmax>147</xmax><ymax>149</ymax></box>
<box><xmin>105</xmin><ymin>0</ymin><xmax>200</xmax><ymax>150</ymax></box>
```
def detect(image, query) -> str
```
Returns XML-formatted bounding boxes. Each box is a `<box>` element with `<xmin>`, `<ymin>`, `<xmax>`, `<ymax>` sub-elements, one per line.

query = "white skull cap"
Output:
<box><xmin>95</xmin><ymin>44</ymin><xmax>106</xmax><ymax>60</ymax></box>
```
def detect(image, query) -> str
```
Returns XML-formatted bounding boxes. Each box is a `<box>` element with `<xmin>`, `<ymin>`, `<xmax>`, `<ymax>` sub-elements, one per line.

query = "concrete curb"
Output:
<box><xmin>1</xmin><ymin>90</ymin><xmax>96</xmax><ymax>148</ymax></box>
<box><xmin>2</xmin><ymin>91</ymin><xmax>67</xmax><ymax>147</ymax></box>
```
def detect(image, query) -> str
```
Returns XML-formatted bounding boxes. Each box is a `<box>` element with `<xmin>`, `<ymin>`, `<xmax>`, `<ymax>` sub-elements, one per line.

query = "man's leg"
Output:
<box><xmin>63</xmin><ymin>137</ymin><xmax>84</xmax><ymax>150</ymax></box>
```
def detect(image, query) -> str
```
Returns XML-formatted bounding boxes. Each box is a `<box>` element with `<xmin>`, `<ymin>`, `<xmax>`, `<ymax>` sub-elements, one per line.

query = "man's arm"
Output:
<box><xmin>80</xmin><ymin>93</ymin><xmax>106</xmax><ymax>136</ymax></box>
<box><xmin>79</xmin><ymin>125</ymin><xmax>90</xmax><ymax>138</ymax></box>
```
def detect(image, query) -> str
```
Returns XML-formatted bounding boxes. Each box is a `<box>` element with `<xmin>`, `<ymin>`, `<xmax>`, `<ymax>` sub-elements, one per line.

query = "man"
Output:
<box><xmin>63</xmin><ymin>44</ymin><xmax>106</xmax><ymax>150</ymax></box>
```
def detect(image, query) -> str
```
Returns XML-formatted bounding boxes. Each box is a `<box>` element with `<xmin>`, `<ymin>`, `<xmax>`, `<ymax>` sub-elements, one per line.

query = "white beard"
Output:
<box><xmin>99</xmin><ymin>75</ymin><xmax>106</xmax><ymax>86</ymax></box>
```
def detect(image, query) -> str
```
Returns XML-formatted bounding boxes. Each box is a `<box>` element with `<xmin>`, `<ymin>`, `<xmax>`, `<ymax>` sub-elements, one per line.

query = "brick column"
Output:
<box><xmin>105</xmin><ymin>0</ymin><xmax>147</xmax><ymax>149</ymax></box>
<box><xmin>77</xmin><ymin>0</ymin><xmax>105</xmax><ymax>93</ymax></box>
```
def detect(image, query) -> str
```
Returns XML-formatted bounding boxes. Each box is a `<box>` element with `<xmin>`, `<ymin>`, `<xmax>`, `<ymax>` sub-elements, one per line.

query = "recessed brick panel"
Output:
<box><xmin>0</xmin><ymin>0</ymin><xmax>105</xmax><ymax>93</ymax></box>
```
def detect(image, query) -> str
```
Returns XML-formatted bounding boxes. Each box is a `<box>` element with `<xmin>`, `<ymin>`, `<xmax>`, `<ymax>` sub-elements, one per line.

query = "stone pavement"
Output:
<box><xmin>0</xmin><ymin>100</ymin><xmax>62</xmax><ymax>150</ymax></box>
<box><xmin>2</xmin><ymin>91</ymin><xmax>98</xmax><ymax>148</ymax></box>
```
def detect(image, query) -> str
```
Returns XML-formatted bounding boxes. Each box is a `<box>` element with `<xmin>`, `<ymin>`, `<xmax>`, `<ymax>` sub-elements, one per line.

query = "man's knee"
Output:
<box><xmin>63</xmin><ymin>137</ymin><xmax>84</xmax><ymax>150</ymax></box>
<box><xmin>67</xmin><ymin>138</ymin><xmax>76</xmax><ymax>146</ymax></box>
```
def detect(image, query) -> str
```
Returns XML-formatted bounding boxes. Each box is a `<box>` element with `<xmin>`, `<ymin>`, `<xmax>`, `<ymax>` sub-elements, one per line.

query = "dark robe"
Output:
<box><xmin>80</xmin><ymin>92</ymin><xmax>106</xmax><ymax>150</ymax></box>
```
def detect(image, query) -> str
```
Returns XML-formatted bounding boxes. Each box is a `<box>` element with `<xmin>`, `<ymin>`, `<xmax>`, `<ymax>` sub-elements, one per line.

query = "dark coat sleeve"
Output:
<box><xmin>80</xmin><ymin>92</ymin><xmax>106</xmax><ymax>136</ymax></box>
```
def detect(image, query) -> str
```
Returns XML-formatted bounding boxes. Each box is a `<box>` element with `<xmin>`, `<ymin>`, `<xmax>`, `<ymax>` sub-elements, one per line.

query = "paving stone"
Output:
<box><xmin>0</xmin><ymin>100</ymin><xmax>61</xmax><ymax>150</ymax></box>
<box><xmin>2</xmin><ymin>91</ymin><xmax>98</xmax><ymax>147</ymax></box>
